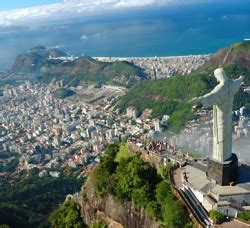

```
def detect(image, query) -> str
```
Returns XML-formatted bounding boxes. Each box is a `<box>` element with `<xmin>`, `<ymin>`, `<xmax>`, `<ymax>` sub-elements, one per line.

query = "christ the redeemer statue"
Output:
<box><xmin>191</xmin><ymin>68</ymin><xmax>244</xmax><ymax>163</ymax></box>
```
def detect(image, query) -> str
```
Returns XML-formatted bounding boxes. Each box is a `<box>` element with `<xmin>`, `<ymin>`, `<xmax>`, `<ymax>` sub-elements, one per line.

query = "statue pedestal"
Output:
<box><xmin>206</xmin><ymin>153</ymin><xmax>239</xmax><ymax>186</ymax></box>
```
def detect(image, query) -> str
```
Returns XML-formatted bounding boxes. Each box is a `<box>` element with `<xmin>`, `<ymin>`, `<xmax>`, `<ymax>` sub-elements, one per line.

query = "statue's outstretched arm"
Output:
<box><xmin>237</xmin><ymin>75</ymin><xmax>245</xmax><ymax>86</ymax></box>
<box><xmin>190</xmin><ymin>85</ymin><xmax>222</xmax><ymax>108</ymax></box>
<box><xmin>231</xmin><ymin>75</ymin><xmax>244</xmax><ymax>94</ymax></box>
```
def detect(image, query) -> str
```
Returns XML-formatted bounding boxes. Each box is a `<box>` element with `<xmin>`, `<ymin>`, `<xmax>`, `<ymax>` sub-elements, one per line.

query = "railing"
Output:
<box><xmin>169</xmin><ymin>167</ymin><xmax>212</xmax><ymax>227</ymax></box>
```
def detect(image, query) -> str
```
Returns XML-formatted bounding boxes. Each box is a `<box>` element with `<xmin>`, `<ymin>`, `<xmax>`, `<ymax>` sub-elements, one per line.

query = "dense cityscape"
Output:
<box><xmin>95</xmin><ymin>55</ymin><xmax>210</xmax><ymax>79</ymax></box>
<box><xmin>0</xmin><ymin>80</ymin><xmax>162</xmax><ymax>179</ymax></box>
<box><xmin>0</xmin><ymin>53</ymin><xmax>212</xmax><ymax>178</ymax></box>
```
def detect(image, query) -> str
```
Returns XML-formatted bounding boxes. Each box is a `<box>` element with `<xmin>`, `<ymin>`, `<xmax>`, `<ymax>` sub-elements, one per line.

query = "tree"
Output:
<box><xmin>155</xmin><ymin>181</ymin><xmax>190</xmax><ymax>227</ymax></box>
<box><xmin>114</xmin><ymin>156</ymin><xmax>157</xmax><ymax>203</ymax></box>
<box><xmin>50</xmin><ymin>198</ymin><xmax>85</xmax><ymax>228</ymax></box>
<box><xmin>161</xmin><ymin>195</ymin><xmax>189</xmax><ymax>227</ymax></box>
<box><xmin>100</xmin><ymin>144</ymin><xmax>119</xmax><ymax>173</ymax></box>
<box><xmin>239</xmin><ymin>211</ymin><xmax>250</xmax><ymax>221</ymax></box>
<box><xmin>91</xmin><ymin>142</ymin><xmax>192</xmax><ymax>226</ymax></box>
<box><xmin>146</xmin><ymin>201</ymin><xmax>160</xmax><ymax>220</ymax></box>
<box><xmin>157</xmin><ymin>164</ymin><xmax>172</xmax><ymax>180</ymax></box>
<box><xmin>155</xmin><ymin>181</ymin><xmax>171</xmax><ymax>204</ymax></box>
<box><xmin>92</xmin><ymin>144</ymin><xmax>120</xmax><ymax>196</ymax></box>
<box><xmin>91</xmin><ymin>221</ymin><xmax>107</xmax><ymax>228</ymax></box>
<box><xmin>209</xmin><ymin>210</ymin><xmax>224</xmax><ymax>224</ymax></box>
<box><xmin>131</xmin><ymin>186</ymin><xmax>151</xmax><ymax>208</ymax></box>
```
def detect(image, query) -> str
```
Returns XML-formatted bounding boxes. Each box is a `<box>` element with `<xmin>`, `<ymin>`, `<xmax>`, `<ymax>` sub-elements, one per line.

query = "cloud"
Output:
<box><xmin>80</xmin><ymin>34</ymin><xmax>88</xmax><ymax>40</ymax></box>
<box><xmin>0</xmin><ymin>0</ymin><xmax>207</xmax><ymax>27</ymax></box>
<box><xmin>221</xmin><ymin>15</ymin><xmax>229</xmax><ymax>20</ymax></box>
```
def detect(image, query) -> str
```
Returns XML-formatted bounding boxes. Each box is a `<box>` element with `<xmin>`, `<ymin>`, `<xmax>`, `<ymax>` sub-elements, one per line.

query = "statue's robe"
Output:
<box><xmin>199</xmin><ymin>79</ymin><xmax>242</xmax><ymax>162</ymax></box>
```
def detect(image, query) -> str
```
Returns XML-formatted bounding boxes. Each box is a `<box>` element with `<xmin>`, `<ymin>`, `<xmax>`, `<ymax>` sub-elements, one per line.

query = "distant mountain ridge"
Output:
<box><xmin>203</xmin><ymin>41</ymin><xmax>250</xmax><ymax>69</ymax></box>
<box><xmin>11</xmin><ymin>46</ymin><xmax>146</xmax><ymax>87</ymax></box>
<box><xmin>12</xmin><ymin>46</ymin><xmax>67</xmax><ymax>73</ymax></box>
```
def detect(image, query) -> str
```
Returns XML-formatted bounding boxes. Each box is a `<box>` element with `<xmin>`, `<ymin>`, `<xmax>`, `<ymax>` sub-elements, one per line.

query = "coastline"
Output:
<box><xmin>93</xmin><ymin>54</ymin><xmax>211</xmax><ymax>61</ymax></box>
<box><xmin>93</xmin><ymin>54</ymin><xmax>211</xmax><ymax>78</ymax></box>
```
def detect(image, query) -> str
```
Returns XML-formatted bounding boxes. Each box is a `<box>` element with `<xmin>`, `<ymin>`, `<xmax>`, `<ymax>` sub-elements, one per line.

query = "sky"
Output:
<box><xmin>0</xmin><ymin>0</ymin><xmax>60</xmax><ymax>11</ymax></box>
<box><xmin>0</xmin><ymin>0</ymin><xmax>213</xmax><ymax>27</ymax></box>
<box><xmin>0</xmin><ymin>0</ymin><xmax>249</xmax><ymax>68</ymax></box>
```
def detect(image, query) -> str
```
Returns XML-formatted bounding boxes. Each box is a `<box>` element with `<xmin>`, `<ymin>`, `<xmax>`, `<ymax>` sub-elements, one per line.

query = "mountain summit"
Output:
<box><xmin>11</xmin><ymin>47</ymin><xmax>146</xmax><ymax>87</ymax></box>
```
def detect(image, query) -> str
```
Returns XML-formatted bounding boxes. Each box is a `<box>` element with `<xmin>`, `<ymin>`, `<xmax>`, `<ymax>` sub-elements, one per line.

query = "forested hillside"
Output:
<box><xmin>118</xmin><ymin>42</ymin><xmax>250</xmax><ymax>132</ymax></box>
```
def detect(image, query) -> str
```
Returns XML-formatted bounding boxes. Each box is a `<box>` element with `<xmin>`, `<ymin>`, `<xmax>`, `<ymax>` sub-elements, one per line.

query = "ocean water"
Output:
<box><xmin>0</xmin><ymin>0</ymin><xmax>250</xmax><ymax>68</ymax></box>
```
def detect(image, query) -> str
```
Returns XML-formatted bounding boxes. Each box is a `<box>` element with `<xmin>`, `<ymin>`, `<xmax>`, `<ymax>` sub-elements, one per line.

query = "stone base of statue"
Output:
<box><xmin>206</xmin><ymin>153</ymin><xmax>239</xmax><ymax>186</ymax></box>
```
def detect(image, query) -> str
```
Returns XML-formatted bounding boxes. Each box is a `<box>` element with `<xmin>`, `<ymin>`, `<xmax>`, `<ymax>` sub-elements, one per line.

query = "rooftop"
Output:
<box><xmin>212</xmin><ymin>185</ymin><xmax>249</xmax><ymax>196</ymax></box>
<box><xmin>184</xmin><ymin>164</ymin><xmax>210</xmax><ymax>191</ymax></box>
<box><xmin>184</xmin><ymin>162</ymin><xmax>250</xmax><ymax>196</ymax></box>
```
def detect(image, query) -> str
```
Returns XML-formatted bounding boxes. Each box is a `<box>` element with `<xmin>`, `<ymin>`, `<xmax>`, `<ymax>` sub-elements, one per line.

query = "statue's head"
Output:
<box><xmin>214</xmin><ymin>68</ymin><xmax>228</xmax><ymax>83</ymax></box>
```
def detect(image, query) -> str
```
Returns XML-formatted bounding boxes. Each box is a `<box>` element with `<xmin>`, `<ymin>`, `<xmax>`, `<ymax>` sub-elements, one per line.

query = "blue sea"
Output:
<box><xmin>0</xmin><ymin>0</ymin><xmax>250</xmax><ymax>68</ymax></box>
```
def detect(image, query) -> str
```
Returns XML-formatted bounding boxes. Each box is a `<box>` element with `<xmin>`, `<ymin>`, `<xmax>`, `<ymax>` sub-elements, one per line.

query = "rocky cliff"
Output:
<box><xmin>78</xmin><ymin>174</ymin><xmax>160</xmax><ymax>228</ymax></box>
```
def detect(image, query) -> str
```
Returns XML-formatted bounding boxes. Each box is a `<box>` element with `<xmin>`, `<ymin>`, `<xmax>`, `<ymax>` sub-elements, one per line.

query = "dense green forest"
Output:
<box><xmin>0</xmin><ymin>172</ymin><xmax>84</xmax><ymax>227</ymax></box>
<box><xmin>50</xmin><ymin>198</ymin><xmax>85</xmax><ymax>228</ymax></box>
<box><xmin>90</xmin><ymin>143</ymin><xmax>192</xmax><ymax>227</ymax></box>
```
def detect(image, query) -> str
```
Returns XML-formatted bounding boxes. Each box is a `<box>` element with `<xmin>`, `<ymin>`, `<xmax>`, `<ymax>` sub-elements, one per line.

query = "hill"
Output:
<box><xmin>11</xmin><ymin>47</ymin><xmax>146</xmax><ymax>87</ymax></box>
<box><xmin>118</xmin><ymin>41</ymin><xmax>250</xmax><ymax>132</ymax></box>
<box><xmin>78</xmin><ymin>143</ymin><xmax>191</xmax><ymax>227</ymax></box>
<box><xmin>203</xmin><ymin>41</ymin><xmax>250</xmax><ymax>69</ymax></box>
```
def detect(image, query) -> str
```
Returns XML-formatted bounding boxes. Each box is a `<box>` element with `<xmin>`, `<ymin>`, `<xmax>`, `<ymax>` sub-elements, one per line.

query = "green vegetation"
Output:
<box><xmin>114</xmin><ymin>142</ymin><xmax>134</xmax><ymax>162</ymax></box>
<box><xmin>118</xmin><ymin>63</ymin><xmax>250</xmax><ymax>132</ymax></box>
<box><xmin>0</xmin><ymin>157</ymin><xmax>19</xmax><ymax>173</ymax></box>
<box><xmin>0</xmin><ymin>172</ymin><xmax>84</xmax><ymax>227</ymax></box>
<box><xmin>104</xmin><ymin>61</ymin><xmax>142</xmax><ymax>78</ymax></box>
<box><xmin>204</xmin><ymin>41</ymin><xmax>250</xmax><ymax>71</ymax></box>
<box><xmin>91</xmin><ymin>143</ymin><xmax>191</xmax><ymax>227</ymax></box>
<box><xmin>52</xmin><ymin>88</ymin><xmax>75</xmax><ymax>98</ymax></box>
<box><xmin>117</xmin><ymin>70</ymin><xmax>212</xmax><ymax>132</ymax></box>
<box><xmin>12</xmin><ymin>48</ymin><xmax>145</xmax><ymax>86</ymax></box>
<box><xmin>238</xmin><ymin>211</ymin><xmax>250</xmax><ymax>221</ymax></box>
<box><xmin>209</xmin><ymin>210</ymin><xmax>224</xmax><ymax>224</ymax></box>
<box><xmin>118</xmin><ymin>41</ymin><xmax>250</xmax><ymax>132</ymax></box>
<box><xmin>0</xmin><ymin>205</ymin><xmax>33</xmax><ymax>228</ymax></box>
<box><xmin>40</xmin><ymin>58</ymin><xmax>144</xmax><ymax>87</ymax></box>
<box><xmin>50</xmin><ymin>198</ymin><xmax>85</xmax><ymax>228</ymax></box>
<box><xmin>0</xmin><ymin>225</ymin><xmax>10</xmax><ymax>228</ymax></box>
<box><xmin>15</xmin><ymin>52</ymin><xmax>48</xmax><ymax>73</ymax></box>
<box><xmin>91</xmin><ymin>221</ymin><xmax>107</xmax><ymax>228</ymax></box>
<box><xmin>0</xmin><ymin>152</ymin><xmax>20</xmax><ymax>173</ymax></box>
<box><xmin>157</xmin><ymin>163</ymin><xmax>172</xmax><ymax>180</ymax></box>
